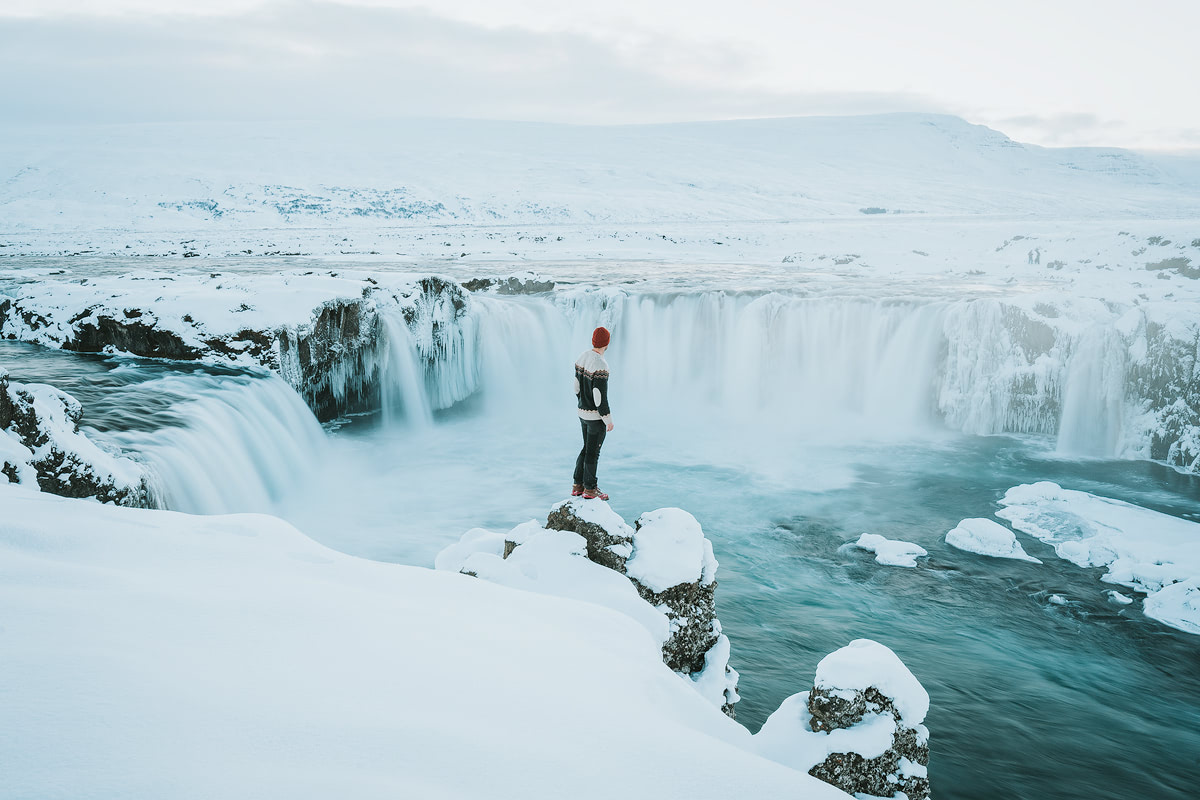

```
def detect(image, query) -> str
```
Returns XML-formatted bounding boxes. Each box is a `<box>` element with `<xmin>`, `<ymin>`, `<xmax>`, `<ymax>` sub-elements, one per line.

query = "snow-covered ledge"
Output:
<box><xmin>0</xmin><ymin>486</ymin><xmax>852</xmax><ymax>800</ymax></box>
<box><xmin>0</xmin><ymin>270</ymin><xmax>473</xmax><ymax>420</ymax></box>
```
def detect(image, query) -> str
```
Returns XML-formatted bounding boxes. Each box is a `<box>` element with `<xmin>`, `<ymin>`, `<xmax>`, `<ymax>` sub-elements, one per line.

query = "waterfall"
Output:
<box><xmin>1056</xmin><ymin>324</ymin><xmax>1129</xmax><ymax>457</ymax></box>
<box><xmin>102</xmin><ymin>372</ymin><xmax>329</xmax><ymax>514</ymax></box>
<box><xmin>456</xmin><ymin>290</ymin><xmax>1145</xmax><ymax>456</ymax></box>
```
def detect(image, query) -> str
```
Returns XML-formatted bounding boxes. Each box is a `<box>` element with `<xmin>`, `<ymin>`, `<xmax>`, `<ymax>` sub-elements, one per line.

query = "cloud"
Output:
<box><xmin>0</xmin><ymin>0</ymin><xmax>944</xmax><ymax>125</ymax></box>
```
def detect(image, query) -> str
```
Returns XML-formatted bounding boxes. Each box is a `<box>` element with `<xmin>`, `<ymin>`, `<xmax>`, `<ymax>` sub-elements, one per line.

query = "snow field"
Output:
<box><xmin>0</xmin><ymin>486</ymin><xmax>850</xmax><ymax>800</ymax></box>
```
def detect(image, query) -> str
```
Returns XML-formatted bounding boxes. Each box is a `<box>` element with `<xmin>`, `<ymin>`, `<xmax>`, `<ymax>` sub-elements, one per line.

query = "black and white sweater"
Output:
<box><xmin>574</xmin><ymin>349</ymin><xmax>613</xmax><ymax>425</ymax></box>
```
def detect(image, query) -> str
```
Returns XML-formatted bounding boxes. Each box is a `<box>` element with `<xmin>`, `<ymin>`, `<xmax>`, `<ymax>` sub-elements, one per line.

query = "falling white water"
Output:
<box><xmin>457</xmin><ymin>291</ymin><xmax>1140</xmax><ymax>454</ymax></box>
<box><xmin>379</xmin><ymin>311</ymin><xmax>433</xmax><ymax>428</ymax></box>
<box><xmin>104</xmin><ymin>372</ymin><xmax>328</xmax><ymax>514</ymax></box>
<box><xmin>1056</xmin><ymin>324</ymin><xmax>1129</xmax><ymax>457</ymax></box>
<box><xmin>471</xmin><ymin>292</ymin><xmax>955</xmax><ymax>440</ymax></box>
<box><xmin>99</xmin><ymin>289</ymin><xmax>1150</xmax><ymax>518</ymax></box>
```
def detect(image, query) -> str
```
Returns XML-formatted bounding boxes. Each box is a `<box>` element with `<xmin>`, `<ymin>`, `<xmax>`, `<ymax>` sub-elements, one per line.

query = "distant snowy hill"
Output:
<box><xmin>2</xmin><ymin>114</ymin><xmax>1199</xmax><ymax>240</ymax></box>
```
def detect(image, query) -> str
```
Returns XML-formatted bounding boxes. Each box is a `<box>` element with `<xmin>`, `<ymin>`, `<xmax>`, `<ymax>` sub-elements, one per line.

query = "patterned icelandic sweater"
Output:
<box><xmin>574</xmin><ymin>349</ymin><xmax>613</xmax><ymax>424</ymax></box>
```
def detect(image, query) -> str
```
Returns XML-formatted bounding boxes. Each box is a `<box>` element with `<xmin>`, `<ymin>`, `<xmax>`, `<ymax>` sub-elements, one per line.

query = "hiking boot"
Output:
<box><xmin>572</xmin><ymin>484</ymin><xmax>584</xmax><ymax>497</ymax></box>
<box><xmin>583</xmin><ymin>487</ymin><xmax>609</xmax><ymax>501</ymax></box>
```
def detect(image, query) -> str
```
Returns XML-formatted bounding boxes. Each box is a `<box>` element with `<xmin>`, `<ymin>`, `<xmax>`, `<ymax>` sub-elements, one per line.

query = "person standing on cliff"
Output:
<box><xmin>572</xmin><ymin>327</ymin><xmax>614</xmax><ymax>501</ymax></box>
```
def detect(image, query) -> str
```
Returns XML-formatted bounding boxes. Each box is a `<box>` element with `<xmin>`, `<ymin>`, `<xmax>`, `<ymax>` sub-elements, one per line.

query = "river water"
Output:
<box><xmin>2</xmin><ymin>262</ymin><xmax>1199</xmax><ymax>800</ymax></box>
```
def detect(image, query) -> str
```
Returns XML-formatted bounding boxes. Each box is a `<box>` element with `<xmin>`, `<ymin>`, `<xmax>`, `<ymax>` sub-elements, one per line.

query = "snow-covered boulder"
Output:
<box><xmin>444</xmin><ymin>500</ymin><xmax>739</xmax><ymax>717</ymax></box>
<box><xmin>945</xmin><ymin>517</ymin><xmax>1042</xmax><ymax>563</ymax></box>
<box><xmin>851</xmin><ymin>533</ymin><xmax>928</xmax><ymax>568</ymax></box>
<box><xmin>628</xmin><ymin>508</ymin><xmax>722</xmax><ymax>677</ymax></box>
<box><xmin>755</xmin><ymin>639</ymin><xmax>930</xmax><ymax>800</ymax></box>
<box><xmin>0</xmin><ymin>370</ymin><xmax>148</xmax><ymax>505</ymax></box>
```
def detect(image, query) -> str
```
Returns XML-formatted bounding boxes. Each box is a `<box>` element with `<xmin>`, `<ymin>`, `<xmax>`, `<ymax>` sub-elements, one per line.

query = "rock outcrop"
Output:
<box><xmin>755</xmin><ymin>639</ymin><xmax>931</xmax><ymax>800</ymax></box>
<box><xmin>439</xmin><ymin>499</ymin><xmax>740</xmax><ymax>718</ymax></box>
<box><xmin>1</xmin><ymin>369</ymin><xmax>149</xmax><ymax>506</ymax></box>
<box><xmin>544</xmin><ymin>497</ymin><xmax>634</xmax><ymax>571</ymax></box>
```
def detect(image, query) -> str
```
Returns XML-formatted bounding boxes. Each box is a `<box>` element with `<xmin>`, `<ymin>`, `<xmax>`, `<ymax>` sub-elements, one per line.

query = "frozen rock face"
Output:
<box><xmin>445</xmin><ymin>499</ymin><xmax>739</xmax><ymax>718</ymax></box>
<box><xmin>0</xmin><ymin>370</ymin><xmax>148</xmax><ymax>505</ymax></box>
<box><xmin>755</xmin><ymin>639</ymin><xmax>930</xmax><ymax>800</ymax></box>
<box><xmin>1131</xmin><ymin>319</ymin><xmax>1200</xmax><ymax>471</ymax></box>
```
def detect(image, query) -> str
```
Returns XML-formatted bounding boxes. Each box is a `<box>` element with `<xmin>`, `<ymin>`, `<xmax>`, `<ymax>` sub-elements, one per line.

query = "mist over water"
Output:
<box><xmin>3</xmin><ymin>283</ymin><xmax>1198</xmax><ymax>800</ymax></box>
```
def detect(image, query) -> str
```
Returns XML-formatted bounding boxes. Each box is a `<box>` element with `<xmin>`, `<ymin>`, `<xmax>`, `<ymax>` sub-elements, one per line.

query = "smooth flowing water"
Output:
<box><xmin>2</xmin><ymin>280</ymin><xmax>1198</xmax><ymax>800</ymax></box>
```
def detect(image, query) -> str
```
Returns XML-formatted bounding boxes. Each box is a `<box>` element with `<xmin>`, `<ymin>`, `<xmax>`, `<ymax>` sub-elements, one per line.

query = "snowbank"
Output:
<box><xmin>0</xmin><ymin>486</ymin><xmax>850</xmax><ymax>800</ymax></box>
<box><xmin>998</xmin><ymin>481</ymin><xmax>1200</xmax><ymax>634</ymax></box>
<box><xmin>945</xmin><ymin>518</ymin><xmax>1042</xmax><ymax>563</ymax></box>
<box><xmin>852</xmin><ymin>533</ymin><xmax>928</xmax><ymax>568</ymax></box>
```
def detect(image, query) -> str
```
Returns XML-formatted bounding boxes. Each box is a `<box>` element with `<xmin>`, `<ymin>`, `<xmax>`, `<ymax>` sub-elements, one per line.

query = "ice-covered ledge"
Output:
<box><xmin>0</xmin><ymin>486</ymin><xmax>853</xmax><ymax>800</ymax></box>
<box><xmin>0</xmin><ymin>269</ymin><xmax>472</xmax><ymax>420</ymax></box>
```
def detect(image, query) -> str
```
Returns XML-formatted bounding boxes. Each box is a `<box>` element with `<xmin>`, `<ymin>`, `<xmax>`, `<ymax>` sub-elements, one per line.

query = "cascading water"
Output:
<box><xmin>101</xmin><ymin>372</ymin><xmax>329</xmax><ymax>515</ymax></box>
<box><xmin>463</xmin><ymin>291</ymin><xmax>1143</xmax><ymax>452</ymax></box>
<box><xmin>1056</xmin><ymin>324</ymin><xmax>1129</xmax><ymax>457</ymax></box>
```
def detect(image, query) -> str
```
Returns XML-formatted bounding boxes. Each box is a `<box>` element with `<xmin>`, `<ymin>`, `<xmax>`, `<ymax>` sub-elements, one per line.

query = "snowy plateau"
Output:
<box><xmin>3</xmin><ymin>113</ymin><xmax>1200</xmax><ymax>800</ymax></box>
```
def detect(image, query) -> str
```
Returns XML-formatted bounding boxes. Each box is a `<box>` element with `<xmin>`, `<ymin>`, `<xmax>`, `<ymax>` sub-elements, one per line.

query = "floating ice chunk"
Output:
<box><xmin>998</xmin><ymin>481</ymin><xmax>1200</xmax><ymax>635</ymax></box>
<box><xmin>1107</xmin><ymin>590</ymin><xmax>1134</xmax><ymax>605</ymax></box>
<box><xmin>627</xmin><ymin>508</ymin><xmax>718</xmax><ymax>591</ymax></box>
<box><xmin>853</xmin><ymin>533</ymin><xmax>928</xmax><ymax>568</ymax></box>
<box><xmin>1143</xmin><ymin>578</ymin><xmax>1200</xmax><ymax>635</ymax></box>
<box><xmin>945</xmin><ymin>518</ymin><xmax>1041</xmax><ymax>563</ymax></box>
<box><xmin>1048</xmin><ymin>594</ymin><xmax>1068</xmax><ymax>606</ymax></box>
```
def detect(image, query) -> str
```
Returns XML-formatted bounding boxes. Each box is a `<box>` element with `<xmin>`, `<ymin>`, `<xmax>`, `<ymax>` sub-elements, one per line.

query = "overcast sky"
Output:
<box><xmin>1</xmin><ymin>0</ymin><xmax>1197</xmax><ymax>150</ymax></box>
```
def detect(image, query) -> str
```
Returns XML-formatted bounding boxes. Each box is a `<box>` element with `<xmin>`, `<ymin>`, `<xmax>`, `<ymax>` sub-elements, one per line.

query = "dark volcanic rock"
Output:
<box><xmin>635</xmin><ymin>578</ymin><xmax>719</xmax><ymax>676</ymax></box>
<box><xmin>64</xmin><ymin>315</ymin><xmax>202</xmax><ymax>360</ymax></box>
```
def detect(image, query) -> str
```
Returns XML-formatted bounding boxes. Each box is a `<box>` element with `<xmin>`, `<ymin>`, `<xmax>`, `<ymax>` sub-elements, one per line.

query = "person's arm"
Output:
<box><xmin>592</xmin><ymin>371</ymin><xmax>614</xmax><ymax>431</ymax></box>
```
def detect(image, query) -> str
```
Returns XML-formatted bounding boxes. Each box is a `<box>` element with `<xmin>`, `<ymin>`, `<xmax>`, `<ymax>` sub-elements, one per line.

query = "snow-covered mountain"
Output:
<box><xmin>2</xmin><ymin>113</ymin><xmax>1198</xmax><ymax>242</ymax></box>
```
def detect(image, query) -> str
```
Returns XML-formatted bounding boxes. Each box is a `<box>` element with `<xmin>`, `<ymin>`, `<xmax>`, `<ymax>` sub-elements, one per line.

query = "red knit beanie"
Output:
<box><xmin>592</xmin><ymin>326</ymin><xmax>610</xmax><ymax>348</ymax></box>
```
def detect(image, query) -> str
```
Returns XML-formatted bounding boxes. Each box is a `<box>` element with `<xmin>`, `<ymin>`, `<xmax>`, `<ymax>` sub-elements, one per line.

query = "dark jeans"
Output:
<box><xmin>573</xmin><ymin>418</ymin><xmax>607</xmax><ymax>490</ymax></box>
